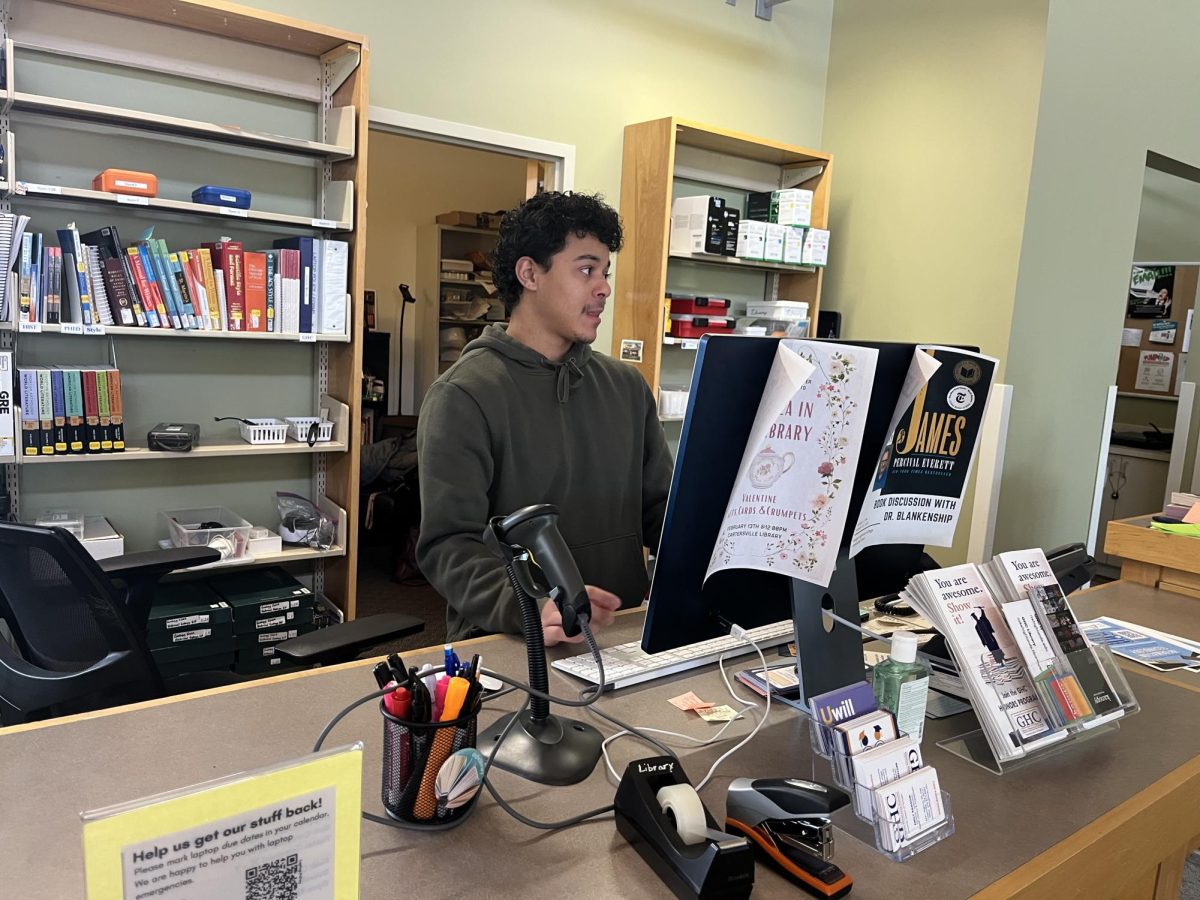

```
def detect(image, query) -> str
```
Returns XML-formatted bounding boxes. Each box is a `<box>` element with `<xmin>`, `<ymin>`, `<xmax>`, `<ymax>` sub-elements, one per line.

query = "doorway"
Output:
<box><xmin>355</xmin><ymin>110</ymin><xmax>573</xmax><ymax>647</ymax></box>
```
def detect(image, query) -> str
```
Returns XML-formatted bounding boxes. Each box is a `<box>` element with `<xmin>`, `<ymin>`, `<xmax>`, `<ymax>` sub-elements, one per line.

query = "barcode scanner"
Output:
<box><xmin>485</xmin><ymin>504</ymin><xmax>590</xmax><ymax>638</ymax></box>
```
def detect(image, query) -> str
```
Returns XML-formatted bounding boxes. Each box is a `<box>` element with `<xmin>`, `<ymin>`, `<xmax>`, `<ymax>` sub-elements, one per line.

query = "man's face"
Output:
<box><xmin>517</xmin><ymin>233</ymin><xmax>612</xmax><ymax>349</ymax></box>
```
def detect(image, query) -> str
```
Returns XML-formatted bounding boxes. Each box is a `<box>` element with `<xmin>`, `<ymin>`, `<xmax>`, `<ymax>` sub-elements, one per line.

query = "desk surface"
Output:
<box><xmin>2</xmin><ymin>580</ymin><xmax>1200</xmax><ymax>899</ymax></box>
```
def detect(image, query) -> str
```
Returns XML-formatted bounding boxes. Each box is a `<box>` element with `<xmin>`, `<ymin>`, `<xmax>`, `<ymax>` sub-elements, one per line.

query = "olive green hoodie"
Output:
<box><xmin>416</xmin><ymin>325</ymin><xmax>673</xmax><ymax>641</ymax></box>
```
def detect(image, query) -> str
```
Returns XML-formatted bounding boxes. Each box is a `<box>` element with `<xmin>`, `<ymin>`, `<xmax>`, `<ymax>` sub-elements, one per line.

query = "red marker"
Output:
<box><xmin>384</xmin><ymin>685</ymin><xmax>411</xmax><ymax>719</ymax></box>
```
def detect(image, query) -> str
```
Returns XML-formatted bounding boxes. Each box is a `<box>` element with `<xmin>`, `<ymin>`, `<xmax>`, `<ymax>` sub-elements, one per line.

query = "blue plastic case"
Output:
<box><xmin>191</xmin><ymin>185</ymin><xmax>252</xmax><ymax>209</ymax></box>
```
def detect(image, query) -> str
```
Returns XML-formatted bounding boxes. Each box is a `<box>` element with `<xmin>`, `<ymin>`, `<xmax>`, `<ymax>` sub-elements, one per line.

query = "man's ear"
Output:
<box><xmin>515</xmin><ymin>256</ymin><xmax>539</xmax><ymax>292</ymax></box>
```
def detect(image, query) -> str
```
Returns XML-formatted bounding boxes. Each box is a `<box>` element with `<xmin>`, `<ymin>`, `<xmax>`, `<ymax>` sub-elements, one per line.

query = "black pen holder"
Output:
<box><xmin>380</xmin><ymin>700</ymin><xmax>481</xmax><ymax>825</ymax></box>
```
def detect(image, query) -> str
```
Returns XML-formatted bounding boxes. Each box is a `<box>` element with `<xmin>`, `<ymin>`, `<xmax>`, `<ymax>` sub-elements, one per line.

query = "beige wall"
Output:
<box><xmin>820</xmin><ymin>0</ymin><xmax>1049</xmax><ymax>563</ymax></box>
<box><xmin>235</xmin><ymin>0</ymin><xmax>835</xmax><ymax>357</ymax></box>
<box><xmin>998</xmin><ymin>0</ymin><xmax>1200</xmax><ymax>552</ymax></box>
<box><xmin>366</xmin><ymin>132</ymin><xmax>528</xmax><ymax>413</ymax></box>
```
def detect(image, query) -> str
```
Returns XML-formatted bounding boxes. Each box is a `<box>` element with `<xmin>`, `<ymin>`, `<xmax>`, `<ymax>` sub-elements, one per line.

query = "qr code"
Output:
<box><xmin>244</xmin><ymin>853</ymin><xmax>302</xmax><ymax>900</ymax></box>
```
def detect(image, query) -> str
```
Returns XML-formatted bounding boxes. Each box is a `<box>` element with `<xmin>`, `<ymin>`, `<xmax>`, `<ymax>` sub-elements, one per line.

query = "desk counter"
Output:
<box><xmin>2</xmin><ymin>581</ymin><xmax>1199</xmax><ymax>899</ymax></box>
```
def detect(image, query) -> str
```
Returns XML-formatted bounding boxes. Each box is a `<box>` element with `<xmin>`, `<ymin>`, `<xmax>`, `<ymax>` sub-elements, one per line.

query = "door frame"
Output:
<box><xmin>367</xmin><ymin>108</ymin><xmax>576</xmax><ymax>415</ymax></box>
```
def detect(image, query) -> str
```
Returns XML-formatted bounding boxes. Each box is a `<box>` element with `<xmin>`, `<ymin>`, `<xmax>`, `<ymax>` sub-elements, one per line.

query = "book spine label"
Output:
<box><xmin>18</xmin><ymin>369</ymin><xmax>39</xmax><ymax>456</ymax></box>
<box><xmin>197</xmin><ymin>248</ymin><xmax>222</xmax><ymax>329</ymax></box>
<box><xmin>95</xmin><ymin>369</ymin><xmax>113</xmax><ymax>452</ymax></box>
<box><xmin>106</xmin><ymin>369</ymin><xmax>124</xmax><ymax>451</ymax></box>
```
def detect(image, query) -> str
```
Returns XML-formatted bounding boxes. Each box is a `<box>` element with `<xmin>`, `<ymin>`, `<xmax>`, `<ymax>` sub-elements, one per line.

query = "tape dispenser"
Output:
<box><xmin>724</xmin><ymin>777</ymin><xmax>853</xmax><ymax>898</ymax></box>
<box><xmin>614</xmin><ymin>756</ymin><xmax>755</xmax><ymax>899</ymax></box>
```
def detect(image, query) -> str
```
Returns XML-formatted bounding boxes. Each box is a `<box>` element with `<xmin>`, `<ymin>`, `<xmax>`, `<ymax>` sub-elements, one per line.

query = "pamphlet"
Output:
<box><xmin>850</xmin><ymin>346</ymin><xmax>997</xmax><ymax>556</ymax></box>
<box><xmin>705</xmin><ymin>340</ymin><xmax>877</xmax><ymax>588</ymax></box>
<box><xmin>1079</xmin><ymin>616</ymin><xmax>1200</xmax><ymax>672</ymax></box>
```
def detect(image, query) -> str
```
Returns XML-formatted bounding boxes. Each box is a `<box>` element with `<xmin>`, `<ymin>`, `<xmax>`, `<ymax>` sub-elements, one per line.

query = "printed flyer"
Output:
<box><xmin>850</xmin><ymin>346</ymin><xmax>997</xmax><ymax>556</ymax></box>
<box><xmin>705</xmin><ymin>340</ymin><xmax>877</xmax><ymax>588</ymax></box>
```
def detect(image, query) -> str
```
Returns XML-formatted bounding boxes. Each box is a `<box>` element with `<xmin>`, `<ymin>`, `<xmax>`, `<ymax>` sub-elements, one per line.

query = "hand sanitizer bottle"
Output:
<box><xmin>872</xmin><ymin>632</ymin><xmax>930</xmax><ymax>743</ymax></box>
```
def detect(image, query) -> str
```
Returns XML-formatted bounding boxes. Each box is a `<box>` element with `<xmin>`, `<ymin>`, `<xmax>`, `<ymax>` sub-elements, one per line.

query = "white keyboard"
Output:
<box><xmin>552</xmin><ymin>620</ymin><xmax>795</xmax><ymax>691</ymax></box>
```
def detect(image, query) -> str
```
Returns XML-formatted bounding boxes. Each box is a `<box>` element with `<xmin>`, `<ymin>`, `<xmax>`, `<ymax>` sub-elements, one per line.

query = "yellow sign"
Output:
<box><xmin>82</xmin><ymin>744</ymin><xmax>362</xmax><ymax>899</ymax></box>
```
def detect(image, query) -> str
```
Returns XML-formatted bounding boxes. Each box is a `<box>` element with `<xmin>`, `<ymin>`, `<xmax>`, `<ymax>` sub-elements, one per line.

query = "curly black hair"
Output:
<box><xmin>492</xmin><ymin>191</ymin><xmax>623</xmax><ymax>315</ymax></box>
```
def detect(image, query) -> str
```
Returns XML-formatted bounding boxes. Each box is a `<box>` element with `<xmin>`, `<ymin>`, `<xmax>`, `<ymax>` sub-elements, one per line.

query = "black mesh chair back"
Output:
<box><xmin>0</xmin><ymin>522</ymin><xmax>161</xmax><ymax>723</ymax></box>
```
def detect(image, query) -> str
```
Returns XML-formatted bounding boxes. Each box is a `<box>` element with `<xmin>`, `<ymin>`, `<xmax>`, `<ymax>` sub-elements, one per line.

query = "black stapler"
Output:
<box><xmin>724</xmin><ymin>778</ymin><xmax>853</xmax><ymax>898</ymax></box>
<box><xmin>614</xmin><ymin>756</ymin><xmax>756</xmax><ymax>899</ymax></box>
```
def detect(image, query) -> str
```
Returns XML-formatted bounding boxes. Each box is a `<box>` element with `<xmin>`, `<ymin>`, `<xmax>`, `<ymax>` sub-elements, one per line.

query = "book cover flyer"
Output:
<box><xmin>851</xmin><ymin>346</ymin><xmax>997</xmax><ymax>556</ymax></box>
<box><xmin>705</xmin><ymin>340</ymin><xmax>877</xmax><ymax>588</ymax></box>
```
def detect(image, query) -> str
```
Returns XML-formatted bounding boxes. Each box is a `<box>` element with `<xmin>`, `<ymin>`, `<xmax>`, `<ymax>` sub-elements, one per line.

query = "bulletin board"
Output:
<box><xmin>1116</xmin><ymin>265</ymin><xmax>1197</xmax><ymax>397</ymax></box>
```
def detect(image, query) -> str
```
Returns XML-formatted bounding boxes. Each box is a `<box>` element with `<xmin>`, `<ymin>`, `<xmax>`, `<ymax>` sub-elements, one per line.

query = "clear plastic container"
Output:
<box><xmin>735</xmin><ymin>316</ymin><xmax>808</xmax><ymax>337</ymax></box>
<box><xmin>871</xmin><ymin>789</ymin><xmax>955</xmax><ymax>861</ymax></box>
<box><xmin>162</xmin><ymin>506</ymin><xmax>252</xmax><ymax>559</ymax></box>
<box><xmin>34</xmin><ymin>508</ymin><xmax>85</xmax><ymax>539</ymax></box>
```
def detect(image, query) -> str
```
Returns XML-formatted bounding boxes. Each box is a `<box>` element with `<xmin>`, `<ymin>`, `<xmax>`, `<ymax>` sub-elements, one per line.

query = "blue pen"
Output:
<box><xmin>444</xmin><ymin>644</ymin><xmax>460</xmax><ymax>677</ymax></box>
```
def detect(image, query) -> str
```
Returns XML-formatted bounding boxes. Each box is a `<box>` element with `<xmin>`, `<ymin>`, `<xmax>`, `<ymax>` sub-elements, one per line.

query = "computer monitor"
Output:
<box><xmin>642</xmin><ymin>335</ymin><xmax>943</xmax><ymax>701</ymax></box>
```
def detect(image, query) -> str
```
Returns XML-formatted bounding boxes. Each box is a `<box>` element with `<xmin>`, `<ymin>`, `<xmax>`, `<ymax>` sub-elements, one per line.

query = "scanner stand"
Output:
<box><xmin>477</xmin><ymin>545</ymin><xmax>603</xmax><ymax>786</ymax></box>
<box><xmin>614</xmin><ymin>756</ymin><xmax>755</xmax><ymax>900</ymax></box>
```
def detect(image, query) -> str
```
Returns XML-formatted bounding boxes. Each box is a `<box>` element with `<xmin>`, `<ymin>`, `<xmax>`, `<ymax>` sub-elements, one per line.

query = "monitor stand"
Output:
<box><xmin>789</xmin><ymin>549</ymin><xmax>865</xmax><ymax>705</ymax></box>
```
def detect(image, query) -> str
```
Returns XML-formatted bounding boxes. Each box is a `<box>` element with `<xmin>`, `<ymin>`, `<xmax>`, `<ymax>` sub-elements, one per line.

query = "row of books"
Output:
<box><xmin>0</xmin><ymin>215</ymin><xmax>349</xmax><ymax>335</ymax></box>
<box><xmin>902</xmin><ymin>549</ymin><xmax>1126</xmax><ymax>763</ymax></box>
<box><xmin>17</xmin><ymin>366</ymin><xmax>125</xmax><ymax>456</ymax></box>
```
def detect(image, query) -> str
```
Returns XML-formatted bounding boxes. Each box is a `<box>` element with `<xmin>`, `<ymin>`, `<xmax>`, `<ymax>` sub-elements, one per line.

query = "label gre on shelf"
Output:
<box><xmin>299</xmin><ymin>333</ymin><xmax>317</xmax><ymax>343</ymax></box>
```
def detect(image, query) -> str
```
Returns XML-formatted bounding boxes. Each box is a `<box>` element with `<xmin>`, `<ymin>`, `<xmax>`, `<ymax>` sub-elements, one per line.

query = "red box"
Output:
<box><xmin>669</xmin><ymin>314</ymin><xmax>735</xmax><ymax>339</ymax></box>
<box><xmin>92</xmin><ymin>168</ymin><xmax>158</xmax><ymax>197</ymax></box>
<box><xmin>668</xmin><ymin>295</ymin><xmax>731</xmax><ymax>316</ymax></box>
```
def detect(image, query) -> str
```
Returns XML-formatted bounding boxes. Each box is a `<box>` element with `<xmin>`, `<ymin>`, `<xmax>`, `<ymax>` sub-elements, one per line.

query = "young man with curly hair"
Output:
<box><xmin>416</xmin><ymin>191</ymin><xmax>673</xmax><ymax>645</ymax></box>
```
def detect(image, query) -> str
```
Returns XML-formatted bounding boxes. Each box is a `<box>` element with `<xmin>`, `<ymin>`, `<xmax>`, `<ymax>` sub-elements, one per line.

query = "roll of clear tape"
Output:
<box><xmin>657</xmin><ymin>783</ymin><xmax>708</xmax><ymax>845</ymax></box>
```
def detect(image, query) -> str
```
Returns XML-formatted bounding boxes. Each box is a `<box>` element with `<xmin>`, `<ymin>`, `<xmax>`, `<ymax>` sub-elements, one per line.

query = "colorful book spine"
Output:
<box><xmin>35</xmin><ymin>368</ymin><xmax>54</xmax><ymax>455</ymax></box>
<box><xmin>95</xmin><ymin>367</ymin><xmax>113</xmax><ymax>453</ymax></box>
<box><xmin>127</xmin><ymin>247</ymin><xmax>166</xmax><ymax>328</ymax></box>
<box><xmin>49</xmin><ymin>368</ymin><xmax>67</xmax><ymax>453</ymax></box>
<box><xmin>62</xmin><ymin>367</ymin><xmax>84</xmax><ymax>453</ymax></box>
<box><xmin>166</xmin><ymin>248</ymin><xmax>199</xmax><ymax>329</ymax></box>
<box><xmin>18</xmin><ymin>368</ymin><xmax>38</xmax><ymax>457</ymax></box>
<box><xmin>196</xmin><ymin>247</ymin><xmax>222</xmax><ymax>330</ymax></box>
<box><xmin>100</xmin><ymin>257</ymin><xmax>135</xmax><ymax>326</ymax></box>
<box><xmin>243</xmin><ymin>251</ymin><xmax>267</xmax><ymax>332</ymax></box>
<box><xmin>264</xmin><ymin>250</ymin><xmax>276</xmax><ymax>333</ymax></box>
<box><xmin>203</xmin><ymin>240</ymin><xmax>245</xmax><ymax>331</ymax></box>
<box><xmin>105</xmin><ymin>368</ymin><xmax>124</xmax><ymax>451</ymax></box>
<box><xmin>82</xmin><ymin>369</ymin><xmax>101</xmax><ymax>453</ymax></box>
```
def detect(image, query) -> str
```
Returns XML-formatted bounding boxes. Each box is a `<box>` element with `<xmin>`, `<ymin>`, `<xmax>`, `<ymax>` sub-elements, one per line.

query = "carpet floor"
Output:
<box><xmin>353</xmin><ymin>544</ymin><xmax>448</xmax><ymax>657</ymax></box>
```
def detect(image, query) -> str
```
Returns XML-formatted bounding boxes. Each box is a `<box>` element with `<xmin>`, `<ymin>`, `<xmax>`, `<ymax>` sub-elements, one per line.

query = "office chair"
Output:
<box><xmin>0</xmin><ymin>521</ymin><xmax>424</xmax><ymax>725</ymax></box>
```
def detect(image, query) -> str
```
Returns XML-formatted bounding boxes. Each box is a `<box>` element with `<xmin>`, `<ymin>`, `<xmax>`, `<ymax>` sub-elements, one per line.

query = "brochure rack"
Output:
<box><xmin>935</xmin><ymin>643</ymin><xmax>1139</xmax><ymax>775</ymax></box>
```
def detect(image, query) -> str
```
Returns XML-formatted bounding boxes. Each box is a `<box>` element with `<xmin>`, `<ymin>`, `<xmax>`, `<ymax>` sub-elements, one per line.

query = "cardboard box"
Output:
<box><xmin>721</xmin><ymin>208</ymin><xmax>740</xmax><ymax>256</ymax></box>
<box><xmin>774</xmin><ymin>188</ymin><xmax>814</xmax><ymax>227</ymax></box>
<box><xmin>150</xmin><ymin>635</ymin><xmax>236</xmax><ymax>665</ymax></box>
<box><xmin>802</xmin><ymin>228</ymin><xmax>830</xmax><ymax>267</ymax></box>
<box><xmin>669</xmin><ymin>195</ymin><xmax>726</xmax><ymax>256</ymax></box>
<box><xmin>783</xmin><ymin>226</ymin><xmax>807</xmax><ymax>265</ymax></box>
<box><xmin>736</xmin><ymin>220</ymin><xmax>767</xmax><ymax>261</ymax></box>
<box><xmin>157</xmin><ymin>651</ymin><xmax>234</xmax><ymax>679</ymax></box>
<box><xmin>746</xmin><ymin>191</ymin><xmax>773</xmax><ymax>222</ymax></box>
<box><xmin>232</xmin><ymin>604</ymin><xmax>315</xmax><ymax>636</ymax></box>
<box><xmin>764</xmin><ymin>223</ymin><xmax>787</xmax><ymax>263</ymax></box>
<box><xmin>234</xmin><ymin>650</ymin><xmax>303</xmax><ymax>676</ymax></box>
<box><xmin>234</xmin><ymin>624</ymin><xmax>315</xmax><ymax>651</ymax></box>
<box><xmin>435</xmin><ymin>210</ymin><xmax>504</xmax><ymax>230</ymax></box>
<box><xmin>148</xmin><ymin>592</ymin><xmax>233</xmax><ymax>640</ymax></box>
<box><xmin>206</xmin><ymin>567</ymin><xmax>314</xmax><ymax>619</ymax></box>
<box><xmin>80</xmin><ymin>516</ymin><xmax>125</xmax><ymax>561</ymax></box>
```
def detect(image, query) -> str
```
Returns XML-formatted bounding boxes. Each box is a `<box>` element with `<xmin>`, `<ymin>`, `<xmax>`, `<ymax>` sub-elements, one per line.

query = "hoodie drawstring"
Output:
<box><xmin>556</xmin><ymin>358</ymin><xmax>585</xmax><ymax>403</ymax></box>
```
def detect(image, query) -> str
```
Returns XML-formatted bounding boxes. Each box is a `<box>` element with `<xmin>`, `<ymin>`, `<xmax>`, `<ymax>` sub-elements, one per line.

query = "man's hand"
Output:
<box><xmin>541</xmin><ymin>585</ymin><xmax>622</xmax><ymax>646</ymax></box>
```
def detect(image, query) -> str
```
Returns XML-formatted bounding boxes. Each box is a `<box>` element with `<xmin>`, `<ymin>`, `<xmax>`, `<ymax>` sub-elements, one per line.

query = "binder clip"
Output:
<box><xmin>613</xmin><ymin>756</ymin><xmax>755</xmax><ymax>899</ymax></box>
<box><xmin>724</xmin><ymin>777</ymin><xmax>853</xmax><ymax>899</ymax></box>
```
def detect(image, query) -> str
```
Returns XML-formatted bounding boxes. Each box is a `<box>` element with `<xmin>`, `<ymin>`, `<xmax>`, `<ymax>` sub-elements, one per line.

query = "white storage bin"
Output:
<box><xmin>285</xmin><ymin>417</ymin><xmax>334</xmax><ymax>443</ymax></box>
<box><xmin>238</xmin><ymin>418</ymin><xmax>288</xmax><ymax>445</ymax></box>
<box><xmin>161</xmin><ymin>506</ymin><xmax>252</xmax><ymax>559</ymax></box>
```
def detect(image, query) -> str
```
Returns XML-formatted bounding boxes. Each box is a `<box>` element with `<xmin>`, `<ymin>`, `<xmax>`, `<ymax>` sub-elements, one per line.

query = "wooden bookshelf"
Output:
<box><xmin>612</xmin><ymin>116</ymin><xmax>833</xmax><ymax>396</ymax></box>
<box><xmin>1</xmin><ymin>1</ymin><xmax>370</xmax><ymax>619</ymax></box>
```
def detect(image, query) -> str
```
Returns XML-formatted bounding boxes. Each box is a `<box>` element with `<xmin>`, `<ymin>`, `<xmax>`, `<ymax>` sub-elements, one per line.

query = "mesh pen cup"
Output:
<box><xmin>380</xmin><ymin>701</ymin><xmax>481</xmax><ymax>825</ymax></box>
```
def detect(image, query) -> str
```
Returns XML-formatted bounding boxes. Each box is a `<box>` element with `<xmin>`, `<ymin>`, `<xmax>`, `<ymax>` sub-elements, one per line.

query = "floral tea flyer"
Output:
<box><xmin>705</xmin><ymin>340</ymin><xmax>878</xmax><ymax>588</ymax></box>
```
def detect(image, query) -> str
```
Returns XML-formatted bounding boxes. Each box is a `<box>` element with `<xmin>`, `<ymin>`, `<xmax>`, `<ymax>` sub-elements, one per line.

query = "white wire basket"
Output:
<box><xmin>285</xmin><ymin>417</ymin><xmax>334</xmax><ymax>442</ymax></box>
<box><xmin>238</xmin><ymin>418</ymin><xmax>289</xmax><ymax>444</ymax></box>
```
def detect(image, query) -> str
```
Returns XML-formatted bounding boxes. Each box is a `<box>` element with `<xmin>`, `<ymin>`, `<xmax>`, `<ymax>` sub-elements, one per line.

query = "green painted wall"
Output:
<box><xmin>234</xmin><ymin>0</ymin><xmax>836</xmax><ymax>356</ymax></box>
<box><xmin>998</xmin><ymin>0</ymin><xmax>1200</xmax><ymax>551</ymax></box>
<box><xmin>819</xmin><ymin>0</ymin><xmax>1049</xmax><ymax>563</ymax></box>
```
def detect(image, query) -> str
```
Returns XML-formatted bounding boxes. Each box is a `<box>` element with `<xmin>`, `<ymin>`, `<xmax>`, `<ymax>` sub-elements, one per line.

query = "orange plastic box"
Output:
<box><xmin>92</xmin><ymin>169</ymin><xmax>157</xmax><ymax>197</ymax></box>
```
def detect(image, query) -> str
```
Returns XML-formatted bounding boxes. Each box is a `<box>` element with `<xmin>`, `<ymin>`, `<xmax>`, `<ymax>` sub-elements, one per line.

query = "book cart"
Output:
<box><xmin>0</xmin><ymin>0</ymin><xmax>369</xmax><ymax>618</ymax></box>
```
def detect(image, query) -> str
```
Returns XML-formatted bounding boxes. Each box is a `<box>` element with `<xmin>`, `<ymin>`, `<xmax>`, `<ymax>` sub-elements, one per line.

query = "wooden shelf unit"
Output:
<box><xmin>612</xmin><ymin>117</ymin><xmax>833</xmax><ymax>396</ymax></box>
<box><xmin>1</xmin><ymin>1</ymin><xmax>370</xmax><ymax>619</ymax></box>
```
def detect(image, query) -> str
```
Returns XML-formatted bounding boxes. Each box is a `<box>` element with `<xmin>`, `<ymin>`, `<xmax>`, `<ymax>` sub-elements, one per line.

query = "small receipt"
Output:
<box><xmin>668</xmin><ymin>691</ymin><xmax>713</xmax><ymax>711</ymax></box>
<box><xmin>696</xmin><ymin>705</ymin><xmax>740</xmax><ymax>722</ymax></box>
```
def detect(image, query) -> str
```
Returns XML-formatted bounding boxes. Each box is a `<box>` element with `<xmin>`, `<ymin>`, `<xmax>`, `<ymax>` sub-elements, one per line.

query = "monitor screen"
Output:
<box><xmin>642</xmin><ymin>335</ymin><xmax>935</xmax><ymax>654</ymax></box>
